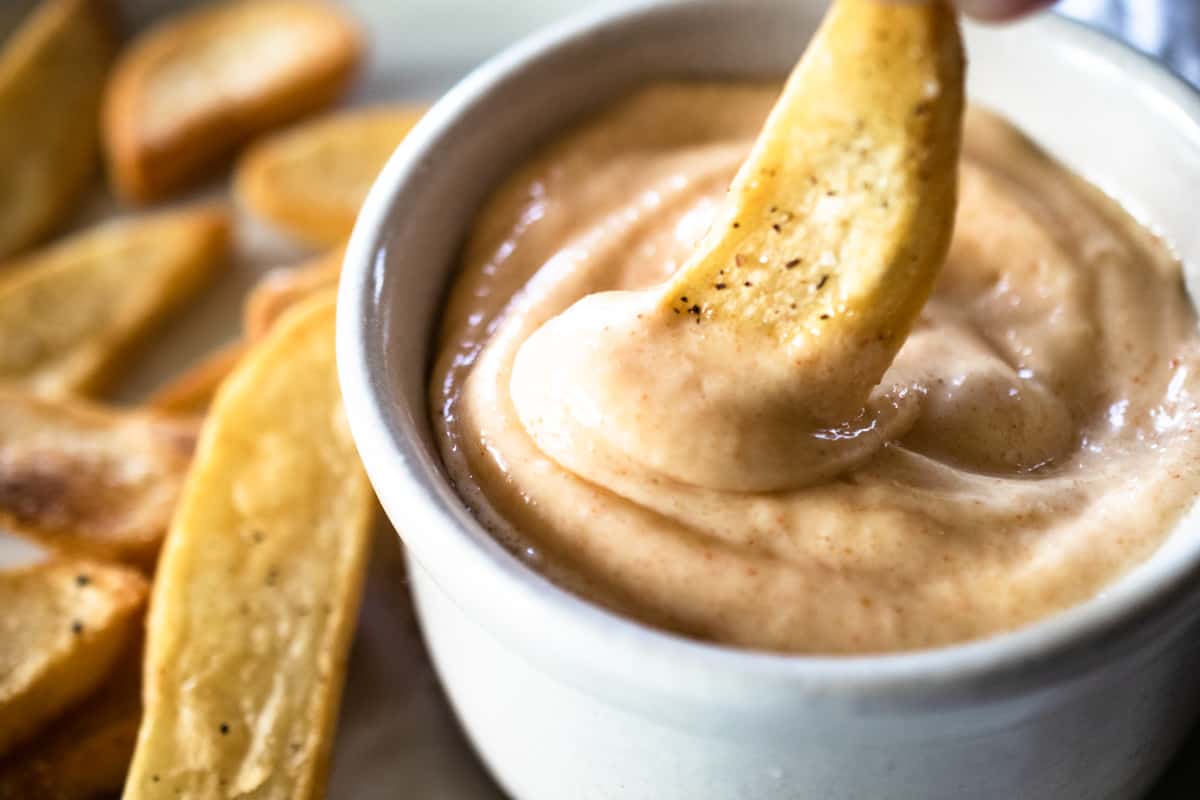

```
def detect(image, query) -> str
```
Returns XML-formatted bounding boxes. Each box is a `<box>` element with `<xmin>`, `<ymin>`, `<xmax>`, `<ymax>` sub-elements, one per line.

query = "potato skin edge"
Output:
<box><xmin>103</xmin><ymin>0</ymin><xmax>364</xmax><ymax>204</ymax></box>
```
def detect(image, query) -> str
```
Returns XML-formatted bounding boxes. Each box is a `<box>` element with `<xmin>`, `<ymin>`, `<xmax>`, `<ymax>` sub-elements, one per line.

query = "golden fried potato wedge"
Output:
<box><xmin>103</xmin><ymin>0</ymin><xmax>363</xmax><ymax>203</ymax></box>
<box><xmin>0</xmin><ymin>205</ymin><xmax>230</xmax><ymax>398</ymax></box>
<box><xmin>0</xmin><ymin>386</ymin><xmax>198</xmax><ymax>565</ymax></box>
<box><xmin>0</xmin><ymin>559</ymin><xmax>147</xmax><ymax>758</ymax></box>
<box><xmin>0</xmin><ymin>0</ymin><xmax>114</xmax><ymax>260</ymax></box>
<box><xmin>235</xmin><ymin>106</ymin><xmax>424</xmax><ymax>245</ymax></box>
<box><xmin>146</xmin><ymin>339</ymin><xmax>246</xmax><ymax>415</ymax></box>
<box><xmin>0</xmin><ymin>635</ymin><xmax>141</xmax><ymax>799</ymax></box>
<box><xmin>244</xmin><ymin>244</ymin><xmax>344</xmax><ymax>340</ymax></box>
<box><xmin>124</xmin><ymin>292</ymin><xmax>373</xmax><ymax>799</ymax></box>
<box><xmin>664</xmin><ymin>0</ymin><xmax>962</xmax><ymax>370</ymax></box>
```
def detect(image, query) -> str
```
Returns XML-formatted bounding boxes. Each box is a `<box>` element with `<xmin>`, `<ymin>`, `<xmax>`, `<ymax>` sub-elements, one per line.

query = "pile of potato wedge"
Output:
<box><xmin>0</xmin><ymin>1</ymin><xmax>423</xmax><ymax>797</ymax></box>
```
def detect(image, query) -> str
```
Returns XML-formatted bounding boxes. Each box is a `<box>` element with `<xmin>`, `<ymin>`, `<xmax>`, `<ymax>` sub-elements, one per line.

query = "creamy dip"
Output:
<box><xmin>432</xmin><ymin>84</ymin><xmax>1200</xmax><ymax>654</ymax></box>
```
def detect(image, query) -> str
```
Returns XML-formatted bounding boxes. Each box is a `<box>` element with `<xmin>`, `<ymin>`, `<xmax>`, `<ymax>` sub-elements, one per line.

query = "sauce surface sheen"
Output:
<box><xmin>432</xmin><ymin>84</ymin><xmax>1200</xmax><ymax>654</ymax></box>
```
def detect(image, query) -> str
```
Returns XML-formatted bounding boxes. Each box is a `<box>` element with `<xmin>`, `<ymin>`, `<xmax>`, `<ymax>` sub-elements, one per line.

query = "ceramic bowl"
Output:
<box><xmin>337</xmin><ymin>2</ymin><xmax>1200</xmax><ymax>797</ymax></box>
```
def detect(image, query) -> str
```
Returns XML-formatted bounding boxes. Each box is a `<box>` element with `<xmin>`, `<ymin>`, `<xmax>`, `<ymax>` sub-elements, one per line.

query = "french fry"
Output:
<box><xmin>0</xmin><ymin>0</ymin><xmax>114</xmax><ymax>260</ymax></box>
<box><xmin>662</xmin><ymin>0</ymin><xmax>962</xmax><ymax>372</ymax></box>
<box><xmin>235</xmin><ymin>106</ymin><xmax>424</xmax><ymax>245</ymax></box>
<box><xmin>0</xmin><ymin>386</ymin><xmax>198</xmax><ymax>565</ymax></box>
<box><xmin>103</xmin><ymin>0</ymin><xmax>363</xmax><ymax>204</ymax></box>
<box><xmin>124</xmin><ymin>292</ymin><xmax>374</xmax><ymax>799</ymax></box>
<box><xmin>0</xmin><ymin>635</ymin><xmax>142</xmax><ymax>800</ymax></box>
<box><xmin>0</xmin><ymin>559</ymin><xmax>147</xmax><ymax>758</ymax></box>
<box><xmin>146</xmin><ymin>339</ymin><xmax>247</xmax><ymax>415</ymax></box>
<box><xmin>244</xmin><ymin>245</ymin><xmax>343</xmax><ymax>340</ymax></box>
<box><xmin>0</xmin><ymin>205</ymin><xmax>230</xmax><ymax>398</ymax></box>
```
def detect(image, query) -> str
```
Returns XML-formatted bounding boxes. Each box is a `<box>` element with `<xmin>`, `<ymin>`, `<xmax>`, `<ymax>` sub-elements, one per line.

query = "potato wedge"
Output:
<box><xmin>103</xmin><ymin>0</ymin><xmax>363</xmax><ymax>203</ymax></box>
<box><xmin>124</xmin><ymin>292</ymin><xmax>374</xmax><ymax>799</ymax></box>
<box><xmin>235</xmin><ymin>106</ymin><xmax>424</xmax><ymax>245</ymax></box>
<box><xmin>146</xmin><ymin>339</ymin><xmax>246</xmax><ymax>415</ymax></box>
<box><xmin>663</xmin><ymin>0</ymin><xmax>962</xmax><ymax>370</ymax></box>
<box><xmin>0</xmin><ymin>0</ymin><xmax>114</xmax><ymax>260</ymax></box>
<box><xmin>0</xmin><ymin>205</ymin><xmax>229</xmax><ymax>398</ymax></box>
<box><xmin>0</xmin><ymin>635</ymin><xmax>142</xmax><ymax>799</ymax></box>
<box><xmin>0</xmin><ymin>559</ymin><xmax>147</xmax><ymax>758</ymax></box>
<box><xmin>0</xmin><ymin>386</ymin><xmax>198</xmax><ymax>565</ymax></box>
<box><xmin>244</xmin><ymin>245</ymin><xmax>344</xmax><ymax>340</ymax></box>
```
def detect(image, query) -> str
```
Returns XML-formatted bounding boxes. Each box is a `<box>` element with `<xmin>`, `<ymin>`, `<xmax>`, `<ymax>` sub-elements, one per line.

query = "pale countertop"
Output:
<box><xmin>1</xmin><ymin>1</ymin><xmax>1198</xmax><ymax>797</ymax></box>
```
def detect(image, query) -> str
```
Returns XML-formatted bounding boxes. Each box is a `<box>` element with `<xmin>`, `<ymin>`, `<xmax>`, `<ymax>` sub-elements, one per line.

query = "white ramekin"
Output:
<box><xmin>337</xmin><ymin>2</ymin><xmax>1200</xmax><ymax>797</ymax></box>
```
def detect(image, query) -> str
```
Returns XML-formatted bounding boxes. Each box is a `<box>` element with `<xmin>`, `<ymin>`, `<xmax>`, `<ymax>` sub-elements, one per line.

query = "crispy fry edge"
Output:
<box><xmin>102</xmin><ymin>0</ymin><xmax>364</xmax><ymax>203</ymax></box>
<box><xmin>125</xmin><ymin>291</ymin><xmax>373</xmax><ymax>799</ymax></box>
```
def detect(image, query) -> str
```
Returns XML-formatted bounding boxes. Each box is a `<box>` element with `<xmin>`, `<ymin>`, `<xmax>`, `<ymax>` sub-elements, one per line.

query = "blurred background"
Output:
<box><xmin>2</xmin><ymin>1</ymin><xmax>1192</xmax><ymax>93</ymax></box>
<box><xmin>1058</xmin><ymin>0</ymin><xmax>1200</xmax><ymax>85</ymax></box>
<box><xmin>122</xmin><ymin>0</ymin><xmax>1200</xmax><ymax>92</ymax></box>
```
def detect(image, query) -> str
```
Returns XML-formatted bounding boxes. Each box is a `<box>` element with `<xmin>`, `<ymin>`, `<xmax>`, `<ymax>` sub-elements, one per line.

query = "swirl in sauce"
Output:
<box><xmin>432</xmin><ymin>85</ymin><xmax>1200</xmax><ymax>654</ymax></box>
